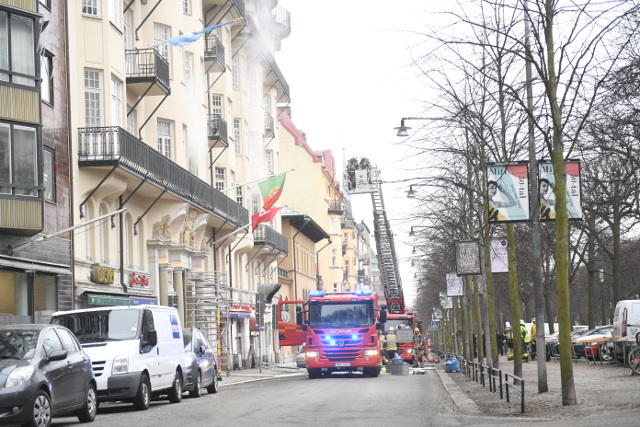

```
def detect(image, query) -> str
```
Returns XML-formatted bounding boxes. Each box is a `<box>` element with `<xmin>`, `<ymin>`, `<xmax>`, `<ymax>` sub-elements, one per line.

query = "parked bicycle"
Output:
<box><xmin>628</xmin><ymin>332</ymin><xmax>640</xmax><ymax>375</ymax></box>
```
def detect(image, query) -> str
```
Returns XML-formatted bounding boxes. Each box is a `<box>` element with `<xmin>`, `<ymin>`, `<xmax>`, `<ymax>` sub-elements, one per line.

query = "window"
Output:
<box><xmin>0</xmin><ymin>122</ymin><xmax>38</xmax><ymax>197</ymax></box>
<box><xmin>184</xmin><ymin>51</ymin><xmax>193</xmax><ymax>89</ymax></box>
<box><xmin>84</xmin><ymin>69</ymin><xmax>103</xmax><ymax>127</ymax></box>
<box><xmin>233</xmin><ymin>118</ymin><xmax>242</xmax><ymax>155</ymax></box>
<box><xmin>157</xmin><ymin>119</ymin><xmax>173</xmax><ymax>159</ymax></box>
<box><xmin>247</xmin><ymin>68</ymin><xmax>257</xmax><ymax>105</ymax></box>
<box><xmin>109</xmin><ymin>0</ymin><xmax>120</xmax><ymax>26</ymax></box>
<box><xmin>0</xmin><ymin>271</ymin><xmax>57</xmax><ymax>324</ymax></box>
<box><xmin>211</xmin><ymin>94</ymin><xmax>222</xmax><ymax>118</ymax></box>
<box><xmin>231</xmin><ymin>55</ymin><xmax>239</xmax><ymax>89</ymax></box>
<box><xmin>330</xmin><ymin>217</ymin><xmax>337</xmax><ymax>234</ymax></box>
<box><xmin>214</xmin><ymin>168</ymin><xmax>225</xmax><ymax>192</ymax></box>
<box><xmin>40</xmin><ymin>50</ymin><xmax>54</xmax><ymax>104</ymax></box>
<box><xmin>43</xmin><ymin>147</ymin><xmax>54</xmax><ymax>202</ymax></box>
<box><xmin>111</xmin><ymin>76</ymin><xmax>122</xmax><ymax>127</ymax></box>
<box><xmin>252</xmin><ymin>194</ymin><xmax>260</xmax><ymax>215</ymax></box>
<box><xmin>249</xmin><ymin>131</ymin><xmax>258</xmax><ymax>166</ymax></box>
<box><xmin>57</xmin><ymin>329</ymin><xmax>80</xmax><ymax>354</ymax></box>
<box><xmin>0</xmin><ymin>11</ymin><xmax>37</xmax><ymax>87</ymax></box>
<box><xmin>42</xmin><ymin>329</ymin><xmax>63</xmax><ymax>356</ymax></box>
<box><xmin>126</xmin><ymin>107</ymin><xmax>136</xmax><ymax>135</ymax></box>
<box><xmin>99</xmin><ymin>205</ymin><xmax>108</xmax><ymax>262</ymax></box>
<box><xmin>183</xmin><ymin>0</ymin><xmax>191</xmax><ymax>15</ymax></box>
<box><xmin>82</xmin><ymin>0</ymin><xmax>100</xmax><ymax>17</ymax></box>
<box><xmin>236</xmin><ymin>186</ymin><xmax>243</xmax><ymax>206</ymax></box>
<box><xmin>331</xmin><ymin>249</ymin><xmax>337</xmax><ymax>267</ymax></box>
<box><xmin>123</xmin><ymin>9</ymin><xmax>133</xmax><ymax>49</ymax></box>
<box><xmin>154</xmin><ymin>24</ymin><xmax>171</xmax><ymax>73</ymax></box>
<box><xmin>265</xmin><ymin>150</ymin><xmax>273</xmax><ymax>174</ymax></box>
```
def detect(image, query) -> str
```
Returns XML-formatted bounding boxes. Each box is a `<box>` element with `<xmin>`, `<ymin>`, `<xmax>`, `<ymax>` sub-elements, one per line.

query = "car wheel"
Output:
<box><xmin>190</xmin><ymin>371</ymin><xmax>202</xmax><ymax>398</ymax></box>
<box><xmin>77</xmin><ymin>383</ymin><xmax>97</xmax><ymax>422</ymax></box>
<box><xmin>206</xmin><ymin>367</ymin><xmax>219</xmax><ymax>394</ymax></box>
<box><xmin>168</xmin><ymin>371</ymin><xmax>183</xmax><ymax>403</ymax></box>
<box><xmin>133</xmin><ymin>374</ymin><xmax>151</xmax><ymax>411</ymax></box>
<box><xmin>28</xmin><ymin>390</ymin><xmax>52</xmax><ymax>427</ymax></box>
<box><xmin>600</xmin><ymin>345</ymin><xmax>613</xmax><ymax>362</ymax></box>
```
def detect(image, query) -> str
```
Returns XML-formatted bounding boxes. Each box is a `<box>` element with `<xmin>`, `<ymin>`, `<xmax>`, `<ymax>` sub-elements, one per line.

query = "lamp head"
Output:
<box><xmin>395</xmin><ymin>125</ymin><xmax>411</xmax><ymax>137</ymax></box>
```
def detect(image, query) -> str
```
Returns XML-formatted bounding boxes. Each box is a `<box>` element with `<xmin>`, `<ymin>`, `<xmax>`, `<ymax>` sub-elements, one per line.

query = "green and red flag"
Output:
<box><xmin>258</xmin><ymin>174</ymin><xmax>286</xmax><ymax>211</ymax></box>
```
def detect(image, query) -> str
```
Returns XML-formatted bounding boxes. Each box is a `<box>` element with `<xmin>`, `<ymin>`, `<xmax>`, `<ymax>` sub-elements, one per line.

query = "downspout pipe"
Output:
<box><xmin>315</xmin><ymin>238</ymin><xmax>333</xmax><ymax>291</ymax></box>
<box><xmin>292</xmin><ymin>215</ymin><xmax>311</xmax><ymax>300</ymax></box>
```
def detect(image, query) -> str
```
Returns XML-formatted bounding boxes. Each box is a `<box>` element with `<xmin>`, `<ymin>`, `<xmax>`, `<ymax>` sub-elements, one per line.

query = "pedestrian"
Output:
<box><xmin>384</xmin><ymin>327</ymin><xmax>398</xmax><ymax>362</ymax></box>
<box><xmin>496</xmin><ymin>330</ymin><xmax>504</xmax><ymax>356</ymax></box>
<box><xmin>412</xmin><ymin>328</ymin><xmax>425</xmax><ymax>367</ymax></box>
<box><xmin>520</xmin><ymin>320</ymin><xmax>530</xmax><ymax>362</ymax></box>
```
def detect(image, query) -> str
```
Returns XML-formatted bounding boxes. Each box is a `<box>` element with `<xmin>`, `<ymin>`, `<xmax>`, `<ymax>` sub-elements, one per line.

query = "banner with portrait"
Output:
<box><xmin>486</xmin><ymin>163</ymin><xmax>530</xmax><ymax>222</ymax></box>
<box><xmin>538</xmin><ymin>161</ymin><xmax>582</xmax><ymax>221</ymax></box>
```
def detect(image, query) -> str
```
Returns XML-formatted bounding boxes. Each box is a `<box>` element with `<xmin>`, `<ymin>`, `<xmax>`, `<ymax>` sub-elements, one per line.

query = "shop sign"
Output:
<box><xmin>129</xmin><ymin>272</ymin><xmax>150</xmax><ymax>288</ymax></box>
<box><xmin>91</xmin><ymin>264</ymin><xmax>115</xmax><ymax>285</ymax></box>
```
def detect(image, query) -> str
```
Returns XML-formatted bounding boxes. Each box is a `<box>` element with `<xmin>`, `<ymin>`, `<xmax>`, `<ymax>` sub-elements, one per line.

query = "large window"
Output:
<box><xmin>82</xmin><ymin>0</ymin><xmax>100</xmax><ymax>17</ymax></box>
<box><xmin>183</xmin><ymin>51</ymin><xmax>193</xmax><ymax>89</ymax></box>
<box><xmin>0</xmin><ymin>122</ymin><xmax>38</xmax><ymax>197</ymax></box>
<box><xmin>231</xmin><ymin>55</ymin><xmax>239</xmax><ymax>89</ymax></box>
<box><xmin>265</xmin><ymin>150</ymin><xmax>273</xmax><ymax>174</ymax></box>
<box><xmin>154</xmin><ymin>24</ymin><xmax>171</xmax><ymax>74</ymax></box>
<box><xmin>109</xmin><ymin>0</ymin><xmax>120</xmax><ymax>26</ymax></box>
<box><xmin>157</xmin><ymin>119</ymin><xmax>173</xmax><ymax>159</ymax></box>
<box><xmin>233</xmin><ymin>118</ymin><xmax>242</xmax><ymax>155</ymax></box>
<box><xmin>0</xmin><ymin>271</ymin><xmax>57</xmax><ymax>324</ymax></box>
<box><xmin>110</xmin><ymin>76</ymin><xmax>122</xmax><ymax>127</ymax></box>
<box><xmin>0</xmin><ymin>11</ymin><xmax>37</xmax><ymax>87</ymax></box>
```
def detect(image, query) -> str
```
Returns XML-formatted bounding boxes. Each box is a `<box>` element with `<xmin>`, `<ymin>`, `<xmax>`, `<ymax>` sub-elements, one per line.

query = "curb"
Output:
<box><xmin>434</xmin><ymin>368</ymin><xmax>482</xmax><ymax>415</ymax></box>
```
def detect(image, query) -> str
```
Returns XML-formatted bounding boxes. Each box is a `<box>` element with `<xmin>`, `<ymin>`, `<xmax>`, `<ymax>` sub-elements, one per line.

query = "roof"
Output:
<box><xmin>281</xmin><ymin>208</ymin><xmax>330</xmax><ymax>243</ymax></box>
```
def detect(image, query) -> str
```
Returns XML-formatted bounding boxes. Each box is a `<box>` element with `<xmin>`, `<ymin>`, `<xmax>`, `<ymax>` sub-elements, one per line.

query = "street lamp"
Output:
<box><xmin>409</xmin><ymin>225</ymin><xmax>428</xmax><ymax>237</ymax></box>
<box><xmin>394</xmin><ymin>117</ymin><xmax>450</xmax><ymax>137</ymax></box>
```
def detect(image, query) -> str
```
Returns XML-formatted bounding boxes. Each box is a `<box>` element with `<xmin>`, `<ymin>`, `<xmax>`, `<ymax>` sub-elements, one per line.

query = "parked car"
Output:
<box><xmin>182</xmin><ymin>327</ymin><xmax>219</xmax><ymax>397</ymax></box>
<box><xmin>585</xmin><ymin>340</ymin><xmax>615</xmax><ymax>361</ymax></box>
<box><xmin>546</xmin><ymin>328</ymin><xmax>590</xmax><ymax>358</ymax></box>
<box><xmin>0</xmin><ymin>324</ymin><xmax>97</xmax><ymax>427</ymax></box>
<box><xmin>296</xmin><ymin>344</ymin><xmax>306</xmax><ymax>368</ymax></box>
<box><xmin>572</xmin><ymin>325</ymin><xmax>613</xmax><ymax>359</ymax></box>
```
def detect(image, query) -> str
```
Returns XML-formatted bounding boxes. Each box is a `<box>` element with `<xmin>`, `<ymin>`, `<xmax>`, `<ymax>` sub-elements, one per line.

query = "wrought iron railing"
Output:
<box><xmin>204</xmin><ymin>34</ymin><xmax>225</xmax><ymax>71</ymax></box>
<box><xmin>253</xmin><ymin>224</ymin><xmax>288</xmax><ymax>255</ymax></box>
<box><xmin>77</xmin><ymin>126</ymin><xmax>248</xmax><ymax>227</ymax></box>
<box><xmin>125</xmin><ymin>49</ymin><xmax>170</xmax><ymax>94</ymax></box>
<box><xmin>207</xmin><ymin>115</ymin><xmax>228</xmax><ymax>145</ymax></box>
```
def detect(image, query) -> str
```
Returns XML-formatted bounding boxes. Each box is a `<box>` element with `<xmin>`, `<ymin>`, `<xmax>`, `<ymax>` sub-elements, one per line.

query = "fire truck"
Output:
<box><xmin>278</xmin><ymin>290</ymin><xmax>387</xmax><ymax>378</ymax></box>
<box><xmin>384</xmin><ymin>312</ymin><xmax>422</xmax><ymax>362</ymax></box>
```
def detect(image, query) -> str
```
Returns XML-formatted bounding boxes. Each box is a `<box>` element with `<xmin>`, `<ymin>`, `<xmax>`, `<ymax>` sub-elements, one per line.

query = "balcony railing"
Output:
<box><xmin>204</xmin><ymin>34</ymin><xmax>225</xmax><ymax>73</ymax></box>
<box><xmin>77</xmin><ymin>126</ymin><xmax>248</xmax><ymax>228</ymax></box>
<box><xmin>264</xmin><ymin>114</ymin><xmax>275</xmax><ymax>138</ymax></box>
<box><xmin>253</xmin><ymin>224</ymin><xmax>288</xmax><ymax>255</ymax></box>
<box><xmin>341</xmin><ymin>218</ymin><xmax>356</xmax><ymax>229</ymax></box>
<box><xmin>278</xmin><ymin>267</ymin><xmax>289</xmax><ymax>280</ymax></box>
<box><xmin>328</xmin><ymin>200</ymin><xmax>344</xmax><ymax>215</ymax></box>
<box><xmin>125</xmin><ymin>49</ymin><xmax>170</xmax><ymax>95</ymax></box>
<box><xmin>207</xmin><ymin>115</ymin><xmax>228</xmax><ymax>146</ymax></box>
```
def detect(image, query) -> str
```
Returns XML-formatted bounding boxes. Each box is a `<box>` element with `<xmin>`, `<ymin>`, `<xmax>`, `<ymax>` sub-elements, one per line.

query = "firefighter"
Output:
<box><xmin>505</xmin><ymin>322</ymin><xmax>514</xmax><ymax>360</ymax></box>
<box><xmin>412</xmin><ymin>328</ymin><xmax>425</xmax><ymax>367</ymax></box>
<box><xmin>384</xmin><ymin>327</ymin><xmax>398</xmax><ymax>362</ymax></box>
<box><xmin>530</xmin><ymin>318</ymin><xmax>537</xmax><ymax>360</ymax></box>
<box><xmin>521</xmin><ymin>320</ymin><xmax>530</xmax><ymax>362</ymax></box>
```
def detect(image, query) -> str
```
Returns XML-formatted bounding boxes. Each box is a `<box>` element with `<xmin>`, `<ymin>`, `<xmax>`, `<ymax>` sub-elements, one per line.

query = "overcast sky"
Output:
<box><xmin>275</xmin><ymin>1</ymin><xmax>441</xmax><ymax>306</ymax></box>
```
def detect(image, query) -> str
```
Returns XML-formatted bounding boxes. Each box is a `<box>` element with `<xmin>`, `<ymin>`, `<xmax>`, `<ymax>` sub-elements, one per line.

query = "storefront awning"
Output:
<box><xmin>87</xmin><ymin>293</ymin><xmax>133</xmax><ymax>307</ymax></box>
<box><xmin>131</xmin><ymin>296</ymin><xmax>158</xmax><ymax>306</ymax></box>
<box><xmin>229</xmin><ymin>310</ymin><xmax>250</xmax><ymax>318</ymax></box>
<box><xmin>0</xmin><ymin>254</ymin><xmax>71</xmax><ymax>275</ymax></box>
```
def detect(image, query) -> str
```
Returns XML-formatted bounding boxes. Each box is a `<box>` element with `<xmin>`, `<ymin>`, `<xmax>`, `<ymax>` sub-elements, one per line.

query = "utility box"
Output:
<box><xmin>395</xmin><ymin>329</ymin><xmax>413</xmax><ymax>342</ymax></box>
<box><xmin>389</xmin><ymin>363</ymin><xmax>410</xmax><ymax>375</ymax></box>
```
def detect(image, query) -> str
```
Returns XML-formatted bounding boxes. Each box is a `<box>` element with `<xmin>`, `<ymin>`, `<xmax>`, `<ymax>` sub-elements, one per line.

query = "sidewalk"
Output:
<box><xmin>219</xmin><ymin>362</ymin><xmax>306</xmax><ymax>387</ymax></box>
<box><xmin>437</xmin><ymin>354</ymin><xmax>640</xmax><ymax>418</ymax></box>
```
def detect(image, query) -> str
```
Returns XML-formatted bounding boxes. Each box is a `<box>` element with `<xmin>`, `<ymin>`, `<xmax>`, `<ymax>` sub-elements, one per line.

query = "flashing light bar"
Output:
<box><xmin>309</xmin><ymin>291</ymin><xmax>326</xmax><ymax>297</ymax></box>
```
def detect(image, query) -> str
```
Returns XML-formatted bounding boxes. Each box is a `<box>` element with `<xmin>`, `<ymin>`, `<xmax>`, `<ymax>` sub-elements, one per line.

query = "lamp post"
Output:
<box><xmin>394</xmin><ymin>117</ymin><xmax>450</xmax><ymax>137</ymax></box>
<box><xmin>409</xmin><ymin>225</ymin><xmax>429</xmax><ymax>237</ymax></box>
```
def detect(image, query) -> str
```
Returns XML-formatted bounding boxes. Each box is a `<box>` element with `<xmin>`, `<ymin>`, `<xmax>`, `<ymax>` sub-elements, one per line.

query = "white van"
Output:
<box><xmin>613</xmin><ymin>300</ymin><xmax>640</xmax><ymax>340</ymax></box>
<box><xmin>51</xmin><ymin>305</ymin><xmax>185</xmax><ymax>410</ymax></box>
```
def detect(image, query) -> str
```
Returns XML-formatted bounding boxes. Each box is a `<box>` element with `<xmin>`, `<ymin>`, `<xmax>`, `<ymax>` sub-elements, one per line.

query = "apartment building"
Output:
<box><xmin>66</xmin><ymin>0</ymin><xmax>291</xmax><ymax>369</ymax></box>
<box><xmin>0</xmin><ymin>0</ymin><xmax>73</xmax><ymax>324</ymax></box>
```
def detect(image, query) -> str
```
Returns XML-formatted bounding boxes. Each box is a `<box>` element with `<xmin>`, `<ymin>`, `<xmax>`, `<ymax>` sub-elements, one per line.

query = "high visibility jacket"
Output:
<box><xmin>385</xmin><ymin>332</ymin><xmax>398</xmax><ymax>350</ymax></box>
<box><xmin>531</xmin><ymin>323</ymin><xmax>537</xmax><ymax>342</ymax></box>
<box><xmin>521</xmin><ymin>325</ymin><xmax>530</xmax><ymax>343</ymax></box>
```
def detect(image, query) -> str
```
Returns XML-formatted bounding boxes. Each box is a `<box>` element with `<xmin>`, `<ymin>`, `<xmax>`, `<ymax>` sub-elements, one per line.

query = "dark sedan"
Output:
<box><xmin>182</xmin><ymin>327</ymin><xmax>219</xmax><ymax>397</ymax></box>
<box><xmin>0</xmin><ymin>324</ymin><xmax>97</xmax><ymax>427</ymax></box>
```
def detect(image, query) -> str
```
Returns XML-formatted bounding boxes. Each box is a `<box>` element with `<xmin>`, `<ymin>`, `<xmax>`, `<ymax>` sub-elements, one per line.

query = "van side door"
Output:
<box><xmin>139</xmin><ymin>309</ymin><xmax>163</xmax><ymax>388</ymax></box>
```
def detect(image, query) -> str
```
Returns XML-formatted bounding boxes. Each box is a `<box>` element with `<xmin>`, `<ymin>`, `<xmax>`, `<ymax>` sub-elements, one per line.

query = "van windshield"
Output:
<box><xmin>52</xmin><ymin>309</ymin><xmax>141</xmax><ymax>343</ymax></box>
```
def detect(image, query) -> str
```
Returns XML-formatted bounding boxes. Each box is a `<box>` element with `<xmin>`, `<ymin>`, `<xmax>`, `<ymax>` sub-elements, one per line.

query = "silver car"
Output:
<box><xmin>296</xmin><ymin>344</ymin><xmax>306</xmax><ymax>368</ymax></box>
<box><xmin>182</xmin><ymin>328</ymin><xmax>219</xmax><ymax>397</ymax></box>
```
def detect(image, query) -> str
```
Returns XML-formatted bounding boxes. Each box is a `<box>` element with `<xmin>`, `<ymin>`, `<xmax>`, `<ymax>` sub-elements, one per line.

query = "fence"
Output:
<box><xmin>461</xmin><ymin>358</ymin><xmax>525</xmax><ymax>413</ymax></box>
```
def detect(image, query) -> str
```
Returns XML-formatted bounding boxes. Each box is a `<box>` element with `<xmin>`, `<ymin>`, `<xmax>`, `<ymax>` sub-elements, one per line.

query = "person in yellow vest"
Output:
<box><xmin>384</xmin><ymin>327</ymin><xmax>398</xmax><ymax>362</ymax></box>
<box><xmin>530</xmin><ymin>318</ymin><xmax>537</xmax><ymax>360</ymax></box>
<box><xmin>521</xmin><ymin>320</ymin><xmax>530</xmax><ymax>362</ymax></box>
<box><xmin>504</xmin><ymin>322</ymin><xmax>514</xmax><ymax>360</ymax></box>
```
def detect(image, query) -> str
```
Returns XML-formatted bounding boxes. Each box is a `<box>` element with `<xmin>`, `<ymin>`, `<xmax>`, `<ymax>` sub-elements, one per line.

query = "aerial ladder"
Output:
<box><xmin>345</xmin><ymin>158</ymin><xmax>405</xmax><ymax>314</ymax></box>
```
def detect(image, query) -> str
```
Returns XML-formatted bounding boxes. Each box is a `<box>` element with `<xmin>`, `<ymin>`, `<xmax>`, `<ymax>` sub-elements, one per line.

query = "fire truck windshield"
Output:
<box><xmin>383</xmin><ymin>319</ymin><xmax>413</xmax><ymax>333</ymax></box>
<box><xmin>308</xmin><ymin>302</ymin><xmax>375</xmax><ymax>328</ymax></box>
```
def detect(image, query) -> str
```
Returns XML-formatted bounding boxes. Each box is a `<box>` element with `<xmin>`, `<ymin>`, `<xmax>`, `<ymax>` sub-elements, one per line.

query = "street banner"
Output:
<box><xmin>490</xmin><ymin>239</ymin><xmax>509</xmax><ymax>273</ymax></box>
<box><xmin>538</xmin><ymin>160</ymin><xmax>583</xmax><ymax>221</ymax></box>
<box><xmin>455</xmin><ymin>240</ymin><xmax>481</xmax><ymax>275</ymax></box>
<box><xmin>486</xmin><ymin>163</ymin><xmax>530</xmax><ymax>222</ymax></box>
<box><xmin>446</xmin><ymin>273</ymin><xmax>464</xmax><ymax>296</ymax></box>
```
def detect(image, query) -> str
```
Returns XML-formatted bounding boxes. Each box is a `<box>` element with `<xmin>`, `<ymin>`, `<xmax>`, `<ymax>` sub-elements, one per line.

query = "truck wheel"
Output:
<box><xmin>133</xmin><ymin>374</ymin><xmax>151</xmax><ymax>411</ymax></box>
<box><xmin>308</xmin><ymin>368</ymin><xmax>321</xmax><ymax>379</ymax></box>
<box><xmin>168</xmin><ymin>371</ymin><xmax>183</xmax><ymax>403</ymax></box>
<box><xmin>365</xmin><ymin>367</ymin><xmax>380</xmax><ymax>377</ymax></box>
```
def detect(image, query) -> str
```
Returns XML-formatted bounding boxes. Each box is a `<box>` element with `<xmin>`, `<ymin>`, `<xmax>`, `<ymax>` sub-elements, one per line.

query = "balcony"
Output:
<box><xmin>264</xmin><ymin>114</ymin><xmax>275</xmax><ymax>138</ymax></box>
<box><xmin>341</xmin><ymin>218</ymin><xmax>355</xmax><ymax>229</ymax></box>
<box><xmin>208</xmin><ymin>115</ymin><xmax>228</xmax><ymax>147</ymax></box>
<box><xmin>278</xmin><ymin>267</ymin><xmax>289</xmax><ymax>280</ymax></box>
<box><xmin>204</xmin><ymin>34</ymin><xmax>225</xmax><ymax>73</ymax></box>
<box><xmin>253</xmin><ymin>224</ymin><xmax>288</xmax><ymax>255</ymax></box>
<box><xmin>125</xmin><ymin>49</ymin><xmax>170</xmax><ymax>96</ymax></box>
<box><xmin>77</xmin><ymin>127</ymin><xmax>248</xmax><ymax>228</ymax></box>
<box><xmin>327</xmin><ymin>200</ymin><xmax>343</xmax><ymax>215</ymax></box>
<box><xmin>202</xmin><ymin>0</ymin><xmax>244</xmax><ymax>17</ymax></box>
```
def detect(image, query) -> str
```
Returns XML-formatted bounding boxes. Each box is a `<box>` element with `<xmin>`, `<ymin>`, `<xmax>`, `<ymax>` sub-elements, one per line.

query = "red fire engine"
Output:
<box><xmin>278</xmin><ymin>290</ymin><xmax>387</xmax><ymax>378</ymax></box>
<box><xmin>384</xmin><ymin>312</ymin><xmax>422</xmax><ymax>362</ymax></box>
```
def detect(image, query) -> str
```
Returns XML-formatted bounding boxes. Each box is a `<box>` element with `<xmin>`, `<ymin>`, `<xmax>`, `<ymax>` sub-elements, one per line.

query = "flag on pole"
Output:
<box><xmin>164</xmin><ymin>18</ymin><xmax>242</xmax><ymax>47</ymax></box>
<box><xmin>258</xmin><ymin>174</ymin><xmax>286</xmax><ymax>211</ymax></box>
<box><xmin>251</xmin><ymin>207</ymin><xmax>283</xmax><ymax>232</ymax></box>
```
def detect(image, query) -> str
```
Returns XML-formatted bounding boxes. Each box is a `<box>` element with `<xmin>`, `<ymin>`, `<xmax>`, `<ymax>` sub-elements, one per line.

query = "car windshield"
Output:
<box><xmin>0</xmin><ymin>329</ymin><xmax>39</xmax><ymax>359</ymax></box>
<box><xmin>52</xmin><ymin>309</ymin><xmax>141</xmax><ymax>343</ymax></box>
<box><xmin>308</xmin><ymin>302</ymin><xmax>374</xmax><ymax>327</ymax></box>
